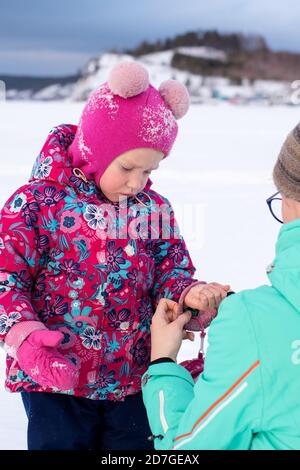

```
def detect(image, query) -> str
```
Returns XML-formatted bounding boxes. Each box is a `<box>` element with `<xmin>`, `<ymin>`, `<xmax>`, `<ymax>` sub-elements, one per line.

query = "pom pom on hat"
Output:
<box><xmin>159</xmin><ymin>79</ymin><xmax>190</xmax><ymax>119</ymax></box>
<box><xmin>108</xmin><ymin>62</ymin><xmax>190</xmax><ymax>120</ymax></box>
<box><xmin>108</xmin><ymin>61</ymin><xmax>149</xmax><ymax>98</ymax></box>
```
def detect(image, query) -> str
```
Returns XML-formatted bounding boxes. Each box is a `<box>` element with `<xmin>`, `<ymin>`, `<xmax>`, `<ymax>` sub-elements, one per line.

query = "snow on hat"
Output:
<box><xmin>273</xmin><ymin>123</ymin><xmax>300</xmax><ymax>201</ymax></box>
<box><xmin>68</xmin><ymin>61</ymin><xmax>190</xmax><ymax>183</ymax></box>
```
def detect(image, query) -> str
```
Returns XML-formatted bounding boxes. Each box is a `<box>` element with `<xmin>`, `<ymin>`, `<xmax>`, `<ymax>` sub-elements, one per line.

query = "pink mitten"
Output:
<box><xmin>180</xmin><ymin>350</ymin><xmax>205</xmax><ymax>381</ymax></box>
<box><xmin>17</xmin><ymin>330</ymin><xmax>79</xmax><ymax>390</ymax></box>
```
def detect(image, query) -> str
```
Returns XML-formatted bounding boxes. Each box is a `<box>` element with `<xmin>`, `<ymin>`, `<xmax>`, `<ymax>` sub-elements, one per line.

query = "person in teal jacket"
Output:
<box><xmin>142</xmin><ymin>122</ymin><xmax>300</xmax><ymax>450</ymax></box>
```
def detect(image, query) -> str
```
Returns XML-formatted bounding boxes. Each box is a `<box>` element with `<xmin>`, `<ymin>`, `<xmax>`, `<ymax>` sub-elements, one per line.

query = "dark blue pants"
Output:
<box><xmin>21</xmin><ymin>391</ymin><xmax>154</xmax><ymax>450</ymax></box>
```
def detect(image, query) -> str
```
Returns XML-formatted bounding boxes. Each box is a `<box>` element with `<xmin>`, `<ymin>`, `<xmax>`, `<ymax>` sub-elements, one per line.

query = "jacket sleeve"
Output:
<box><xmin>149</xmin><ymin>198</ymin><xmax>199</xmax><ymax>306</ymax></box>
<box><xmin>142</xmin><ymin>293</ymin><xmax>263</xmax><ymax>450</ymax></box>
<box><xmin>0</xmin><ymin>187</ymin><xmax>49</xmax><ymax>357</ymax></box>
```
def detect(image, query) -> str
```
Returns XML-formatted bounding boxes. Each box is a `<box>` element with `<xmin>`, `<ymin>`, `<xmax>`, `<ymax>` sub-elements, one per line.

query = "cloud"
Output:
<box><xmin>0</xmin><ymin>0</ymin><xmax>300</xmax><ymax>75</ymax></box>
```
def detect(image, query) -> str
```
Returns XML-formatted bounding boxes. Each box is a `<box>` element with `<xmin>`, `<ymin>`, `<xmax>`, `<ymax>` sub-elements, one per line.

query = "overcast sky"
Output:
<box><xmin>1</xmin><ymin>0</ymin><xmax>300</xmax><ymax>76</ymax></box>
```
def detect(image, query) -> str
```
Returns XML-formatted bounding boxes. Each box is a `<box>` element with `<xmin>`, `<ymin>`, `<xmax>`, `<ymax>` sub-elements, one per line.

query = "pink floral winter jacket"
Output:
<box><xmin>0</xmin><ymin>125</ymin><xmax>197</xmax><ymax>401</ymax></box>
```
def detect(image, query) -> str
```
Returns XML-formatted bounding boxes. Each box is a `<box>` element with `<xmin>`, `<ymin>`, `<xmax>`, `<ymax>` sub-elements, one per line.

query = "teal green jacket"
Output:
<box><xmin>142</xmin><ymin>219</ymin><xmax>300</xmax><ymax>450</ymax></box>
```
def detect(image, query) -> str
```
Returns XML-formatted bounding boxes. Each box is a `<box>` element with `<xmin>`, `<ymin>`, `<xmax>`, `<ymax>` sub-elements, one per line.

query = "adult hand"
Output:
<box><xmin>150</xmin><ymin>298</ymin><xmax>194</xmax><ymax>362</ymax></box>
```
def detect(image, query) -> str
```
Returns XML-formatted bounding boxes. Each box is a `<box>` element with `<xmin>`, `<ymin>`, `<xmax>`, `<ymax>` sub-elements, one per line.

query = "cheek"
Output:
<box><xmin>100</xmin><ymin>172</ymin><xmax>126</xmax><ymax>192</ymax></box>
<box><xmin>282</xmin><ymin>203</ymin><xmax>287</xmax><ymax>222</ymax></box>
<box><xmin>282</xmin><ymin>201</ymin><xmax>293</xmax><ymax>223</ymax></box>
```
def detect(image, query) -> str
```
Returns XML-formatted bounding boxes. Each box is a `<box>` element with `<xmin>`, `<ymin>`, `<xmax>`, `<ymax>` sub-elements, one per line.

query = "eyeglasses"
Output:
<box><xmin>266</xmin><ymin>191</ymin><xmax>283</xmax><ymax>223</ymax></box>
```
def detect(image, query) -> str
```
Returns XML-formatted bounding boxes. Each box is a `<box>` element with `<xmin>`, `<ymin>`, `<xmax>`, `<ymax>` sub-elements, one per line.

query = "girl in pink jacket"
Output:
<box><xmin>0</xmin><ymin>62</ymin><xmax>229</xmax><ymax>450</ymax></box>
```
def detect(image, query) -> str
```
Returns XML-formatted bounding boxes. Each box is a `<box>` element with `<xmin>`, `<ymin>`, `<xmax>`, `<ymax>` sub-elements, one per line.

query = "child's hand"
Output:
<box><xmin>184</xmin><ymin>282</ymin><xmax>231</xmax><ymax>312</ymax></box>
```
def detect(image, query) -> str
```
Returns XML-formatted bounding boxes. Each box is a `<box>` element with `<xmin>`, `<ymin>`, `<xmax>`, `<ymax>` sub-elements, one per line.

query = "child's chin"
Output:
<box><xmin>102</xmin><ymin>191</ymin><xmax>132</xmax><ymax>202</ymax></box>
<box><xmin>108</xmin><ymin>193</ymin><xmax>127</xmax><ymax>202</ymax></box>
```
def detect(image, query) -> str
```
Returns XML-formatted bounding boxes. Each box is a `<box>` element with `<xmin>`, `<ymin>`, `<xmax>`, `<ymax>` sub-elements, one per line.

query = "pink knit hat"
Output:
<box><xmin>68</xmin><ymin>61</ymin><xmax>190</xmax><ymax>183</ymax></box>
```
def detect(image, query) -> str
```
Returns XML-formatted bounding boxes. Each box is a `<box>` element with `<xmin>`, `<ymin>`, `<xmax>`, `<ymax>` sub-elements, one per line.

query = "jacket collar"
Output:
<box><xmin>29</xmin><ymin>124</ymin><xmax>153</xmax><ymax>198</ymax></box>
<box><xmin>268</xmin><ymin>219</ymin><xmax>300</xmax><ymax>311</ymax></box>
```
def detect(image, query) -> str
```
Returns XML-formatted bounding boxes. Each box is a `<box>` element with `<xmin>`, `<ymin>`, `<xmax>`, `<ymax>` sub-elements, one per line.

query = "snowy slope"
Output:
<box><xmin>69</xmin><ymin>50</ymin><xmax>292</xmax><ymax>104</ymax></box>
<box><xmin>0</xmin><ymin>100</ymin><xmax>299</xmax><ymax>448</ymax></box>
<box><xmin>177</xmin><ymin>46</ymin><xmax>227</xmax><ymax>61</ymax></box>
<box><xmin>68</xmin><ymin>51</ymin><xmax>199</xmax><ymax>102</ymax></box>
<box><xmin>5</xmin><ymin>49</ymin><xmax>294</xmax><ymax>104</ymax></box>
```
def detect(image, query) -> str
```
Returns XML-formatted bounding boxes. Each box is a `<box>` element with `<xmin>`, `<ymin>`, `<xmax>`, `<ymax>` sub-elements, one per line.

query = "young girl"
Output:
<box><xmin>0</xmin><ymin>61</ymin><xmax>229</xmax><ymax>450</ymax></box>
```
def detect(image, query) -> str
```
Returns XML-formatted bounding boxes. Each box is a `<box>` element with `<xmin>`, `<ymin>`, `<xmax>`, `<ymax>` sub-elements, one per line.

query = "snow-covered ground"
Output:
<box><xmin>0</xmin><ymin>100</ymin><xmax>299</xmax><ymax>449</ymax></box>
